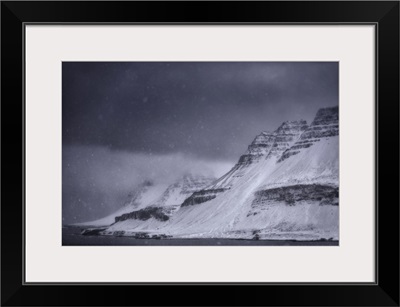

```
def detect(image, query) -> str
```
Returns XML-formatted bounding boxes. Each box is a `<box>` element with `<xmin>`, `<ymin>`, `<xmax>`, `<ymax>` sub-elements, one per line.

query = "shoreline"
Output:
<box><xmin>63</xmin><ymin>227</ymin><xmax>339</xmax><ymax>246</ymax></box>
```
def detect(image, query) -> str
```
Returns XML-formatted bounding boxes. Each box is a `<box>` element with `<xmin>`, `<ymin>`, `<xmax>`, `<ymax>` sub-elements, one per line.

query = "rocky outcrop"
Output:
<box><xmin>238</xmin><ymin>120</ymin><xmax>308</xmax><ymax>166</ymax></box>
<box><xmin>205</xmin><ymin>120</ymin><xmax>308</xmax><ymax>193</ymax></box>
<box><xmin>115</xmin><ymin>207</ymin><xmax>170</xmax><ymax>222</ymax></box>
<box><xmin>181</xmin><ymin>188</ymin><xmax>227</xmax><ymax>207</ymax></box>
<box><xmin>252</xmin><ymin>184</ymin><xmax>339</xmax><ymax>208</ymax></box>
<box><xmin>266</xmin><ymin>120</ymin><xmax>309</xmax><ymax>159</ymax></box>
<box><xmin>238</xmin><ymin>132</ymin><xmax>276</xmax><ymax>165</ymax></box>
<box><xmin>278</xmin><ymin>107</ymin><xmax>338</xmax><ymax>162</ymax></box>
<box><xmin>311</xmin><ymin>106</ymin><xmax>339</xmax><ymax>126</ymax></box>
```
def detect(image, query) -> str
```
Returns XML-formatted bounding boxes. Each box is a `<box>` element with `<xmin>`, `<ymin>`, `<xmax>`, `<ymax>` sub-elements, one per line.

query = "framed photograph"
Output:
<box><xmin>1</xmin><ymin>1</ymin><xmax>399</xmax><ymax>306</ymax></box>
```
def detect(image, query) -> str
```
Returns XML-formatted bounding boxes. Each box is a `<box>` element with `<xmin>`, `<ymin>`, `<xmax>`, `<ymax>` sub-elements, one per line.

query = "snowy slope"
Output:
<box><xmin>208</xmin><ymin>120</ymin><xmax>308</xmax><ymax>190</ymax></box>
<box><xmin>77</xmin><ymin>175</ymin><xmax>214</xmax><ymax>227</ymax></box>
<box><xmin>101</xmin><ymin>107</ymin><xmax>339</xmax><ymax>240</ymax></box>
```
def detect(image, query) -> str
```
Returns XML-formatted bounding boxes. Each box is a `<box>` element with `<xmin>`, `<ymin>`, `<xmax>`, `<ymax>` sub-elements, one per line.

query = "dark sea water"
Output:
<box><xmin>62</xmin><ymin>226</ymin><xmax>338</xmax><ymax>246</ymax></box>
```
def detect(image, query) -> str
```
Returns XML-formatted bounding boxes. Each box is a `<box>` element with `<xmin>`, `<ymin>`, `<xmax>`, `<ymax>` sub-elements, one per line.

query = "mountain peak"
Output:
<box><xmin>236</xmin><ymin>119</ymin><xmax>308</xmax><ymax>167</ymax></box>
<box><xmin>278</xmin><ymin>106</ymin><xmax>339</xmax><ymax>163</ymax></box>
<box><xmin>312</xmin><ymin>106</ymin><xmax>338</xmax><ymax>126</ymax></box>
<box><xmin>275</xmin><ymin>120</ymin><xmax>308</xmax><ymax>135</ymax></box>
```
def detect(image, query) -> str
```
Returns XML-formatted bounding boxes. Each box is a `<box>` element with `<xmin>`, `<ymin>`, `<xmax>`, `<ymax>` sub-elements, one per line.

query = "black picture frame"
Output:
<box><xmin>1</xmin><ymin>1</ymin><xmax>399</xmax><ymax>306</ymax></box>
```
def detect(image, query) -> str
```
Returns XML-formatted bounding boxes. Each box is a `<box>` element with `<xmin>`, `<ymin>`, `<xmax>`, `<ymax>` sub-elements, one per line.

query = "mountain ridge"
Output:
<box><xmin>80</xmin><ymin>106</ymin><xmax>339</xmax><ymax>241</ymax></box>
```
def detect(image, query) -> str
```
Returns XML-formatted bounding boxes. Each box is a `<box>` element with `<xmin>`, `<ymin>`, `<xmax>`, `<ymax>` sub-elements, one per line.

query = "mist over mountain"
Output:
<box><xmin>78</xmin><ymin>107</ymin><xmax>339</xmax><ymax>241</ymax></box>
<box><xmin>62</xmin><ymin>148</ymin><xmax>232</xmax><ymax>224</ymax></box>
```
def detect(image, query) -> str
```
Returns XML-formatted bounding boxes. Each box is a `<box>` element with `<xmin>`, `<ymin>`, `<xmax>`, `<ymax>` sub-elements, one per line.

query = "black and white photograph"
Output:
<box><xmin>62</xmin><ymin>62</ymin><xmax>339</xmax><ymax>246</ymax></box>
<box><xmin>4</xmin><ymin>1</ymin><xmax>399</xmax><ymax>305</ymax></box>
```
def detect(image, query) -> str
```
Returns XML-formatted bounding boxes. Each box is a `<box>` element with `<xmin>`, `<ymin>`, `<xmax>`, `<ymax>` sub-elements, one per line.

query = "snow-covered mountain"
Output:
<box><xmin>76</xmin><ymin>175</ymin><xmax>214</xmax><ymax>227</ymax></box>
<box><xmin>86</xmin><ymin>107</ymin><xmax>339</xmax><ymax>241</ymax></box>
<box><xmin>182</xmin><ymin>120</ymin><xmax>309</xmax><ymax>206</ymax></box>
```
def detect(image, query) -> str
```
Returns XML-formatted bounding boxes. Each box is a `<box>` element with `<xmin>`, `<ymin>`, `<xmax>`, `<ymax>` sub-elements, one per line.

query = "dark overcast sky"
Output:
<box><xmin>63</xmin><ymin>62</ymin><xmax>338</xmax><ymax>161</ymax></box>
<box><xmin>62</xmin><ymin>62</ymin><xmax>338</xmax><ymax>224</ymax></box>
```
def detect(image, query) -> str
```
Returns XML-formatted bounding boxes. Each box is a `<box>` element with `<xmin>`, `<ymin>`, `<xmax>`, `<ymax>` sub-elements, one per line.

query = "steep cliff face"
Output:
<box><xmin>252</xmin><ymin>184</ymin><xmax>339</xmax><ymax>208</ymax></box>
<box><xmin>100</xmin><ymin>106</ymin><xmax>339</xmax><ymax>241</ymax></box>
<box><xmin>199</xmin><ymin>120</ymin><xmax>308</xmax><ymax>199</ymax></box>
<box><xmin>279</xmin><ymin>107</ymin><xmax>338</xmax><ymax>162</ymax></box>
<box><xmin>115</xmin><ymin>207</ymin><xmax>169</xmax><ymax>222</ymax></box>
<box><xmin>238</xmin><ymin>132</ymin><xmax>276</xmax><ymax>165</ymax></box>
<box><xmin>266</xmin><ymin>120</ymin><xmax>309</xmax><ymax>159</ymax></box>
<box><xmin>179</xmin><ymin>120</ymin><xmax>308</xmax><ymax>209</ymax></box>
<box><xmin>181</xmin><ymin>189</ymin><xmax>226</xmax><ymax>207</ymax></box>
